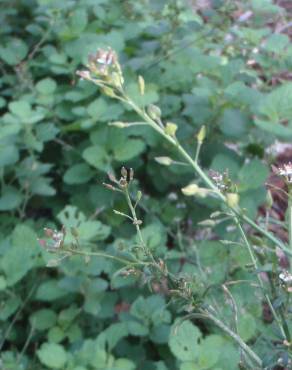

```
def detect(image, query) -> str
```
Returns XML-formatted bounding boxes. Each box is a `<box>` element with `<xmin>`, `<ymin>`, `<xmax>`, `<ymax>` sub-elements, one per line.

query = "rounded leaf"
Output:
<box><xmin>37</xmin><ymin>343</ymin><xmax>67</xmax><ymax>369</ymax></box>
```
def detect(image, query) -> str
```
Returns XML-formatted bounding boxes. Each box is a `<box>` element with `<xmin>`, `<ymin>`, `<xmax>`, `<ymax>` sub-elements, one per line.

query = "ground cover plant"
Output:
<box><xmin>0</xmin><ymin>0</ymin><xmax>292</xmax><ymax>369</ymax></box>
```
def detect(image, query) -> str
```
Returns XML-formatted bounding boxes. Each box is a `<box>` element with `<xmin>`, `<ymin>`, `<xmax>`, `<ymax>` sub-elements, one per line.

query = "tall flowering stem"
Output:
<box><xmin>77</xmin><ymin>48</ymin><xmax>292</xmax><ymax>259</ymax></box>
<box><xmin>277</xmin><ymin>163</ymin><xmax>292</xmax><ymax>271</ymax></box>
<box><xmin>75</xmin><ymin>48</ymin><xmax>292</xmax><ymax>366</ymax></box>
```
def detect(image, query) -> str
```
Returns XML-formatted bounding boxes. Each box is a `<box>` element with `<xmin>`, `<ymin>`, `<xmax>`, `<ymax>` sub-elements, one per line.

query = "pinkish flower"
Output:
<box><xmin>76</xmin><ymin>70</ymin><xmax>91</xmax><ymax>80</ymax></box>
<box><xmin>38</xmin><ymin>239</ymin><xmax>47</xmax><ymax>248</ymax></box>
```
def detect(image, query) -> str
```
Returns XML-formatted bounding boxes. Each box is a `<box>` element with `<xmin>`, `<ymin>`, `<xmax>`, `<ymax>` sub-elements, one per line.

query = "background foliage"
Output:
<box><xmin>0</xmin><ymin>0</ymin><xmax>292</xmax><ymax>369</ymax></box>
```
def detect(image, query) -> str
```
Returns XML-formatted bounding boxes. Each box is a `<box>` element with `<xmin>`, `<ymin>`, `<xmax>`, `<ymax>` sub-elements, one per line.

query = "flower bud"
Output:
<box><xmin>226</xmin><ymin>193</ymin><xmax>239</xmax><ymax>208</ymax></box>
<box><xmin>147</xmin><ymin>104</ymin><xmax>161</xmax><ymax>121</ymax></box>
<box><xmin>71</xmin><ymin>227</ymin><xmax>79</xmax><ymax>238</ymax></box>
<box><xmin>197</xmin><ymin>125</ymin><xmax>206</xmax><ymax>144</ymax></box>
<box><xmin>108</xmin><ymin>172</ymin><xmax>117</xmax><ymax>182</ymax></box>
<box><xmin>101</xmin><ymin>86</ymin><xmax>115</xmax><ymax>97</ymax></box>
<box><xmin>44</xmin><ymin>228</ymin><xmax>54</xmax><ymax>238</ymax></box>
<box><xmin>165</xmin><ymin>122</ymin><xmax>178</xmax><ymax>137</ymax></box>
<box><xmin>47</xmin><ymin>259</ymin><xmax>60</xmax><ymax>267</ymax></box>
<box><xmin>136</xmin><ymin>190</ymin><xmax>142</xmax><ymax>202</ymax></box>
<box><xmin>121</xmin><ymin>166</ymin><xmax>127</xmax><ymax>178</ymax></box>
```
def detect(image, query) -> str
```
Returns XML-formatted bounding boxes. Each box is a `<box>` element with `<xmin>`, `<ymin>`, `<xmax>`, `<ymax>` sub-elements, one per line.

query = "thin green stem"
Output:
<box><xmin>236</xmin><ymin>219</ymin><xmax>290</xmax><ymax>341</ymax></box>
<box><xmin>123</xmin><ymin>185</ymin><xmax>179</xmax><ymax>282</ymax></box>
<box><xmin>124</xmin><ymin>187</ymin><xmax>153</xmax><ymax>260</ymax></box>
<box><xmin>60</xmin><ymin>247</ymin><xmax>148</xmax><ymax>267</ymax></box>
<box><xmin>288</xmin><ymin>188</ymin><xmax>292</xmax><ymax>271</ymax></box>
<box><xmin>194</xmin><ymin>142</ymin><xmax>202</xmax><ymax>164</ymax></box>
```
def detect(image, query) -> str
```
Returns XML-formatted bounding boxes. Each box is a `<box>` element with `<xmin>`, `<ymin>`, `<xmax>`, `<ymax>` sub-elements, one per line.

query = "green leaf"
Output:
<box><xmin>9</xmin><ymin>100</ymin><xmax>32</xmax><ymax>118</ymax></box>
<box><xmin>104</xmin><ymin>322</ymin><xmax>128</xmax><ymax>350</ymax></box>
<box><xmin>114</xmin><ymin>138</ymin><xmax>146</xmax><ymax>161</ymax></box>
<box><xmin>87</xmin><ymin>98</ymin><xmax>124</xmax><ymax>122</ymax></box>
<box><xmin>37</xmin><ymin>343</ymin><xmax>67</xmax><ymax>369</ymax></box>
<box><xmin>150</xmin><ymin>324</ymin><xmax>170</xmax><ymax>344</ymax></box>
<box><xmin>127</xmin><ymin>320</ymin><xmax>149</xmax><ymax>336</ymax></box>
<box><xmin>36</xmin><ymin>123</ymin><xmax>59</xmax><ymax>142</ymax></box>
<box><xmin>70</xmin><ymin>8</ymin><xmax>88</xmax><ymax>33</ymax></box>
<box><xmin>57</xmin><ymin>205</ymin><xmax>110</xmax><ymax>241</ymax></box>
<box><xmin>48</xmin><ymin>326</ymin><xmax>66</xmax><ymax>343</ymax></box>
<box><xmin>216</xmin><ymin>341</ymin><xmax>239</xmax><ymax>370</ymax></box>
<box><xmin>199</xmin><ymin>241</ymin><xmax>228</xmax><ymax>284</ymax></box>
<box><xmin>139</xmin><ymin>224</ymin><xmax>167</xmax><ymax>252</ymax></box>
<box><xmin>0</xmin><ymin>296</ymin><xmax>21</xmax><ymax>320</ymax></box>
<box><xmin>57</xmin><ymin>205</ymin><xmax>86</xmax><ymax>227</ymax></box>
<box><xmin>12</xmin><ymin>224</ymin><xmax>39</xmax><ymax>253</ymax></box>
<box><xmin>238</xmin><ymin>159</ymin><xmax>268</xmax><ymax>191</ymax></box>
<box><xmin>30</xmin><ymin>309</ymin><xmax>57</xmax><ymax>331</ymax></box>
<box><xmin>113</xmin><ymin>358</ymin><xmax>136</xmax><ymax>370</ymax></box>
<box><xmin>77</xmin><ymin>220</ymin><xmax>110</xmax><ymax>241</ymax></box>
<box><xmin>0</xmin><ymin>145</ymin><xmax>19</xmax><ymax>167</ymax></box>
<box><xmin>238</xmin><ymin>313</ymin><xmax>257</xmax><ymax>341</ymax></box>
<box><xmin>210</xmin><ymin>154</ymin><xmax>240</xmax><ymax>180</ymax></box>
<box><xmin>63</xmin><ymin>163</ymin><xmax>94</xmax><ymax>184</ymax></box>
<box><xmin>169</xmin><ymin>320</ymin><xmax>201</xmax><ymax>361</ymax></box>
<box><xmin>220</xmin><ymin>109</ymin><xmax>249</xmax><ymax>138</ymax></box>
<box><xmin>257</xmin><ymin>83</ymin><xmax>292</xmax><ymax>123</ymax></box>
<box><xmin>82</xmin><ymin>145</ymin><xmax>111</xmax><ymax>172</ymax></box>
<box><xmin>30</xmin><ymin>177</ymin><xmax>56</xmax><ymax>196</ymax></box>
<box><xmin>263</xmin><ymin>34</ymin><xmax>289</xmax><ymax>53</ymax></box>
<box><xmin>1</xmin><ymin>225</ymin><xmax>38</xmax><ymax>286</ymax></box>
<box><xmin>197</xmin><ymin>335</ymin><xmax>223</xmax><ymax>368</ymax></box>
<box><xmin>0</xmin><ymin>38</ymin><xmax>28</xmax><ymax>65</ymax></box>
<box><xmin>36</xmin><ymin>78</ymin><xmax>57</xmax><ymax>95</ymax></box>
<box><xmin>254</xmin><ymin>118</ymin><xmax>292</xmax><ymax>139</ymax></box>
<box><xmin>126</xmin><ymin>82</ymin><xmax>159</xmax><ymax>107</ymax></box>
<box><xmin>35</xmin><ymin>280</ymin><xmax>68</xmax><ymax>301</ymax></box>
<box><xmin>0</xmin><ymin>275</ymin><xmax>7</xmax><ymax>291</ymax></box>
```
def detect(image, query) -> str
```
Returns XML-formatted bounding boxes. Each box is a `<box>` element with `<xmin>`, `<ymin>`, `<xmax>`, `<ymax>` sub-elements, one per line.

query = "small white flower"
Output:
<box><xmin>277</xmin><ymin>162</ymin><xmax>292</xmax><ymax>183</ymax></box>
<box><xmin>279</xmin><ymin>270</ymin><xmax>292</xmax><ymax>285</ymax></box>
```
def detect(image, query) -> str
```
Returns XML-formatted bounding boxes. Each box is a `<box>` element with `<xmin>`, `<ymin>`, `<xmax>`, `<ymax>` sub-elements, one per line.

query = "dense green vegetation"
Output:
<box><xmin>0</xmin><ymin>0</ymin><xmax>292</xmax><ymax>369</ymax></box>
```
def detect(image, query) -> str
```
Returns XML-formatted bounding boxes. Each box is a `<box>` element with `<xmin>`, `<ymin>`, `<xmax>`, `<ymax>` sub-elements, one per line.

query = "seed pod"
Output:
<box><xmin>109</xmin><ymin>121</ymin><xmax>128</xmax><ymax>128</ymax></box>
<box><xmin>155</xmin><ymin>156</ymin><xmax>173</xmax><ymax>166</ymax></box>
<box><xmin>129</xmin><ymin>168</ymin><xmax>134</xmax><ymax>181</ymax></box>
<box><xmin>138</xmin><ymin>75</ymin><xmax>145</xmax><ymax>95</ymax></box>
<box><xmin>181</xmin><ymin>184</ymin><xmax>199</xmax><ymax>196</ymax></box>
